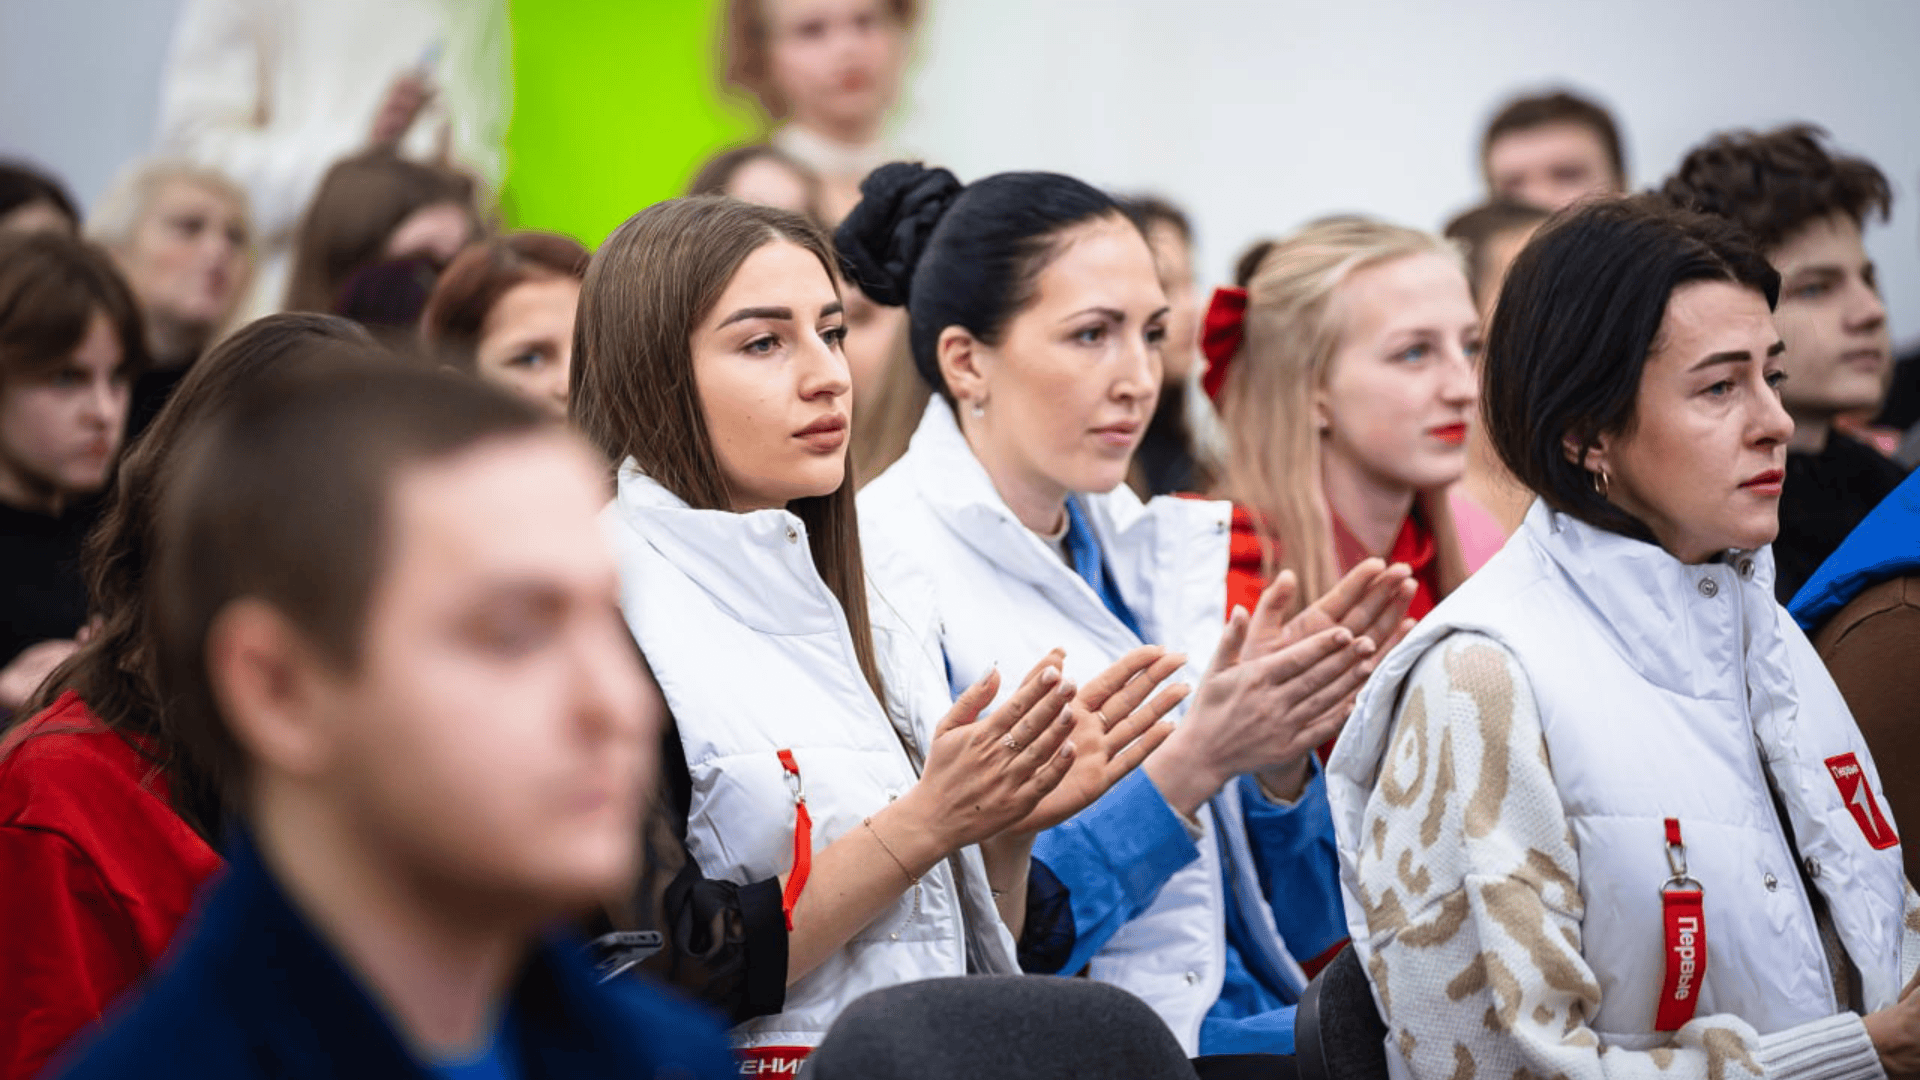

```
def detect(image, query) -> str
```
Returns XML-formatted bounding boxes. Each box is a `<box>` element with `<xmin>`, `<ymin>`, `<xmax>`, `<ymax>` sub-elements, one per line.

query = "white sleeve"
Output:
<box><xmin>1355</xmin><ymin>633</ymin><xmax>1883</xmax><ymax>1080</ymax></box>
<box><xmin>156</xmin><ymin>0</ymin><xmax>343</xmax><ymax>239</ymax></box>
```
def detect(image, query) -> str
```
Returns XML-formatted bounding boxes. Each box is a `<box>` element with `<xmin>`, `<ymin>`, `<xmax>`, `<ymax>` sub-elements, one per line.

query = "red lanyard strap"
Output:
<box><xmin>1656</xmin><ymin>817</ymin><xmax>1706</xmax><ymax>1031</ymax></box>
<box><xmin>778</xmin><ymin>749</ymin><xmax>811</xmax><ymax>933</ymax></box>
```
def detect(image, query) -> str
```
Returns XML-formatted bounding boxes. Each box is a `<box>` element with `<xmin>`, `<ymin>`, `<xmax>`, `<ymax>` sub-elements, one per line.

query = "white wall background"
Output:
<box><xmin>0</xmin><ymin>0</ymin><xmax>187</xmax><ymax>213</ymax></box>
<box><xmin>896</xmin><ymin>0</ymin><xmax>1920</xmax><ymax>347</ymax></box>
<box><xmin>3</xmin><ymin>0</ymin><xmax>1916</xmax><ymax>343</ymax></box>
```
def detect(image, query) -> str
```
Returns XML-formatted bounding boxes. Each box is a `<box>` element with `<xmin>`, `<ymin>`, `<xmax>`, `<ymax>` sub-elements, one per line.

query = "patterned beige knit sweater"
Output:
<box><xmin>1354</xmin><ymin>633</ymin><xmax>1920</xmax><ymax>1080</ymax></box>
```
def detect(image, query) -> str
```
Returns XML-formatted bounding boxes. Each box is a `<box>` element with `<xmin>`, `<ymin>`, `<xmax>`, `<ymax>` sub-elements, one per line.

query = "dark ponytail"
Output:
<box><xmin>835</xmin><ymin>162</ymin><xmax>1123</xmax><ymax>397</ymax></box>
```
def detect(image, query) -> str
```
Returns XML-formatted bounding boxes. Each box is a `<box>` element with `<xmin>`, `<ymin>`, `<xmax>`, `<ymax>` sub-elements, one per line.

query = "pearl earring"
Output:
<box><xmin>970</xmin><ymin>399</ymin><xmax>986</xmax><ymax>418</ymax></box>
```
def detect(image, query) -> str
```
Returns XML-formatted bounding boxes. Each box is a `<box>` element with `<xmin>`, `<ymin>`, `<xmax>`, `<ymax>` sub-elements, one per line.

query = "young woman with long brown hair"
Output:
<box><xmin>0</xmin><ymin>233</ymin><xmax>149</xmax><ymax>716</ymax></box>
<box><xmin>283</xmin><ymin>148</ymin><xmax>479</xmax><ymax>316</ymax></box>
<box><xmin>570</xmin><ymin>194</ymin><xmax>1182</xmax><ymax>1067</ymax></box>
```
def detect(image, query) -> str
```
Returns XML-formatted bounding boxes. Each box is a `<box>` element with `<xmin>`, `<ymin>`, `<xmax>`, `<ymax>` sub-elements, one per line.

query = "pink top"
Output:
<box><xmin>1449</xmin><ymin>486</ymin><xmax>1509</xmax><ymax>572</ymax></box>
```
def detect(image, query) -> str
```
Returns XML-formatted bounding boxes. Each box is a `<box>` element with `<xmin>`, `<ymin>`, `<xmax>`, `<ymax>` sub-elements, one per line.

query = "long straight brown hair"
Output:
<box><xmin>571</xmin><ymin>195</ymin><xmax>889</xmax><ymax>712</ymax></box>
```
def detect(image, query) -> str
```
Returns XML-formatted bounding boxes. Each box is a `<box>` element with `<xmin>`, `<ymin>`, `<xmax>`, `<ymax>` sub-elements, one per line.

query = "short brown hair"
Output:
<box><xmin>688</xmin><ymin>143</ymin><xmax>822</xmax><ymax>221</ymax></box>
<box><xmin>1233</xmin><ymin>239</ymin><xmax>1278</xmax><ymax>288</ymax></box>
<box><xmin>571</xmin><ymin>194</ymin><xmax>889</xmax><ymax>711</ymax></box>
<box><xmin>1660</xmin><ymin>124</ymin><xmax>1891</xmax><ymax>252</ymax></box>
<box><xmin>20</xmin><ymin>314</ymin><xmax>377</xmax><ymax>835</ymax></box>
<box><xmin>1443</xmin><ymin>200</ymin><xmax>1551</xmax><ymax>304</ymax></box>
<box><xmin>421</xmin><ymin>232</ymin><xmax>590</xmax><ymax>372</ymax></box>
<box><xmin>151</xmin><ymin>362</ymin><xmax>548</xmax><ymax>825</ymax></box>
<box><xmin>284</xmin><ymin>149</ymin><xmax>479</xmax><ymax>314</ymax></box>
<box><xmin>721</xmin><ymin>0</ymin><xmax>917</xmax><ymax>119</ymax></box>
<box><xmin>1482</xmin><ymin>90</ymin><xmax>1627</xmax><ymax>189</ymax></box>
<box><xmin>1119</xmin><ymin>194</ymin><xmax>1192</xmax><ymax>246</ymax></box>
<box><xmin>0</xmin><ymin>160</ymin><xmax>79</xmax><ymax>232</ymax></box>
<box><xmin>0</xmin><ymin>231</ymin><xmax>148</xmax><ymax>389</ymax></box>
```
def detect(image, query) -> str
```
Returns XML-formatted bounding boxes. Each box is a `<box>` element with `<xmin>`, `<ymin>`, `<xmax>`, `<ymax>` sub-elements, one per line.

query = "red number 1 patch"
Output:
<box><xmin>1825</xmin><ymin>753</ymin><xmax>1898</xmax><ymax>850</ymax></box>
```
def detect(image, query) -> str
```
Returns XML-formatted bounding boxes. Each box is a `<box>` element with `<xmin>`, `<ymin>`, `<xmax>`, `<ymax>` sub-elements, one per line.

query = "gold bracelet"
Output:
<box><xmin>863</xmin><ymin>817</ymin><xmax>919</xmax><ymax>885</ymax></box>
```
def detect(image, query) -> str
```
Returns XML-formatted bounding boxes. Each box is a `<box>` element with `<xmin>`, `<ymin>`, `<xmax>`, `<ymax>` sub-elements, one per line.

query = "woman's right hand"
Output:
<box><xmin>1865</xmin><ymin>968</ymin><xmax>1920</xmax><ymax>1078</ymax></box>
<box><xmin>895</xmin><ymin>657</ymin><xmax>1082</xmax><ymax>853</ymax></box>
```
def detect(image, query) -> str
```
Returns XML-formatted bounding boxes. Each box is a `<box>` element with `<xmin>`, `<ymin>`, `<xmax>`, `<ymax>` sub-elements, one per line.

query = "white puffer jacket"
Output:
<box><xmin>860</xmin><ymin>401</ymin><xmax>1313</xmax><ymax>1053</ymax></box>
<box><xmin>1328</xmin><ymin>502</ymin><xmax>1907</xmax><ymax>1053</ymax></box>
<box><xmin>605</xmin><ymin>465</ymin><xmax>1017</xmax><ymax>1054</ymax></box>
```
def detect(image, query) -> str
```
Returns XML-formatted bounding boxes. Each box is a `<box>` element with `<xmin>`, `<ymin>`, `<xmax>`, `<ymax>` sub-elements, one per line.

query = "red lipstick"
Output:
<box><xmin>1739</xmin><ymin>469</ymin><xmax>1785</xmax><ymax>496</ymax></box>
<box><xmin>1428</xmin><ymin>422</ymin><xmax>1469</xmax><ymax>447</ymax></box>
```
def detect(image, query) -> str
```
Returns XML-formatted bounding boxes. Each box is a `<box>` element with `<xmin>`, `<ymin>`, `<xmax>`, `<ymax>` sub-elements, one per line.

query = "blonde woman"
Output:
<box><xmin>89</xmin><ymin>160</ymin><xmax>252</xmax><ymax>433</ymax></box>
<box><xmin>1204</xmin><ymin>217</ymin><xmax>1478</xmax><ymax>622</ymax></box>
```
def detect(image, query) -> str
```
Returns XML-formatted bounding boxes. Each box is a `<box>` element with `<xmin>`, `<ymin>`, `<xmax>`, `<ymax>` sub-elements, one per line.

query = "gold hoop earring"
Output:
<box><xmin>1592</xmin><ymin>468</ymin><xmax>1610</xmax><ymax>498</ymax></box>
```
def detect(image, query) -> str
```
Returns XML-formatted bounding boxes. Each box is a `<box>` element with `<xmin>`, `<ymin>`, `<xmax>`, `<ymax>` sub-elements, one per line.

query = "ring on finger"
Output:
<box><xmin>1091</xmin><ymin>709</ymin><xmax>1106</xmax><ymax>726</ymax></box>
<box><xmin>1003</xmin><ymin>735</ymin><xmax>1022</xmax><ymax>752</ymax></box>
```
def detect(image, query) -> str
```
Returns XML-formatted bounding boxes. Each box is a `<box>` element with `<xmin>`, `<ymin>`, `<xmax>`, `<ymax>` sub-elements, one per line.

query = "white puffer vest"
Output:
<box><xmin>605</xmin><ymin>465</ymin><xmax>1018</xmax><ymax>1053</ymax></box>
<box><xmin>859</xmin><ymin>401</ymin><xmax>1310</xmax><ymax>1053</ymax></box>
<box><xmin>1327</xmin><ymin>502</ymin><xmax>1906</xmax><ymax>1045</ymax></box>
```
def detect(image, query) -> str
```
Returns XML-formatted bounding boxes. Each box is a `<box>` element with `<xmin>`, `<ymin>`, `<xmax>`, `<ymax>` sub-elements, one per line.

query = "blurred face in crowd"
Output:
<box><xmin>0</xmin><ymin>200</ymin><xmax>74</xmax><ymax>238</ymax></box>
<box><xmin>1485</xmin><ymin>122</ymin><xmax>1619</xmax><ymax>211</ymax></box>
<box><xmin>840</xmin><ymin>278</ymin><xmax>905</xmax><ymax>412</ymax></box>
<box><xmin>1472</xmin><ymin>223</ymin><xmax>1540</xmax><ymax>328</ymax></box>
<box><xmin>475</xmin><ymin>275</ymin><xmax>579</xmax><ymax>421</ymax></box>
<box><xmin>943</xmin><ymin>214</ymin><xmax>1167</xmax><ymax>522</ymax></box>
<box><xmin>725</xmin><ymin>155</ymin><xmax>815</xmax><ymax>217</ymax></box>
<box><xmin>1142</xmin><ymin>219</ymin><xmax>1201</xmax><ymax>382</ymax></box>
<box><xmin>1766</xmin><ymin>212</ymin><xmax>1891</xmax><ymax>449</ymax></box>
<box><xmin>765</xmin><ymin>0</ymin><xmax>909</xmax><ymax>137</ymax></box>
<box><xmin>0</xmin><ymin>311</ymin><xmax>130</xmax><ymax>513</ymax></box>
<box><xmin>1583</xmin><ymin>281</ymin><xmax>1792</xmax><ymax>563</ymax></box>
<box><xmin>223</xmin><ymin>432</ymin><xmax>653</xmax><ymax>913</ymax></box>
<box><xmin>1318</xmin><ymin>253</ymin><xmax>1480</xmax><ymax>500</ymax></box>
<box><xmin>115</xmin><ymin>178</ymin><xmax>250</xmax><ymax>352</ymax></box>
<box><xmin>386</xmin><ymin>201</ymin><xmax>476</xmax><ymax>266</ymax></box>
<box><xmin>691</xmin><ymin>240</ymin><xmax>850</xmax><ymax>510</ymax></box>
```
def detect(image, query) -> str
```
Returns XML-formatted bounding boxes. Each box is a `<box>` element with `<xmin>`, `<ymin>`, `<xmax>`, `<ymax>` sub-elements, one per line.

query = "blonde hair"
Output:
<box><xmin>87</xmin><ymin>159</ymin><xmax>251</xmax><ymax>252</ymax></box>
<box><xmin>1216</xmin><ymin>216</ymin><xmax>1469</xmax><ymax>608</ymax></box>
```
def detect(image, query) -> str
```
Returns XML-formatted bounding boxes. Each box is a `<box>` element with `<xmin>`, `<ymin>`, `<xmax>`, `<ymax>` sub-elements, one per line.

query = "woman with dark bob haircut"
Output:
<box><xmin>1327</xmin><ymin>194</ymin><xmax>1920</xmax><ymax>1079</ymax></box>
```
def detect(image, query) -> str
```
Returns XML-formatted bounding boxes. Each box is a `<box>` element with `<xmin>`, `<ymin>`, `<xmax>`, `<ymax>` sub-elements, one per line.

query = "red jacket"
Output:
<box><xmin>0</xmin><ymin>691</ymin><xmax>220</xmax><ymax>1080</ymax></box>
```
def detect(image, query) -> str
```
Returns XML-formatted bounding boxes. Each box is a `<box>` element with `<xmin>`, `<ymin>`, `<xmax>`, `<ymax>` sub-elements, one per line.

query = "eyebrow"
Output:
<box><xmin>717</xmin><ymin>302</ymin><xmax>845</xmax><ymax>329</ymax></box>
<box><xmin>1688</xmin><ymin>341</ymin><xmax>1786</xmax><ymax>371</ymax></box>
<box><xmin>1056</xmin><ymin>305</ymin><xmax>1171</xmax><ymax>326</ymax></box>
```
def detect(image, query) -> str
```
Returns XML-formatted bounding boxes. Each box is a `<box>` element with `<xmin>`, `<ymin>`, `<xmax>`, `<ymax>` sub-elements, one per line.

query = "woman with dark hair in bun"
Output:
<box><xmin>571</xmin><ymin>194</ymin><xmax>1182</xmax><ymax>1067</ymax></box>
<box><xmin>848</xmin><ymin>163</ymin><xmax>1415</xmax><ymax>1057</ymax></box>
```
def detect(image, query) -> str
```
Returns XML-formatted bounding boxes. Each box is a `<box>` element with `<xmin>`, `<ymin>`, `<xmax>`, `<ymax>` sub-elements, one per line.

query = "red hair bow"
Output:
<box><xmin>1200</xmin><ymin>286</ymin><xmax>1248</xmax><ymax>402</ymax></box>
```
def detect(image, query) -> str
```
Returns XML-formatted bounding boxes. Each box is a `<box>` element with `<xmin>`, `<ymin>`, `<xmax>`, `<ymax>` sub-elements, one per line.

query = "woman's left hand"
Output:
<box><xmin>999</xmin><ymin>645</ymin><xmax>1188</xmax><ymax>837</ymax></box>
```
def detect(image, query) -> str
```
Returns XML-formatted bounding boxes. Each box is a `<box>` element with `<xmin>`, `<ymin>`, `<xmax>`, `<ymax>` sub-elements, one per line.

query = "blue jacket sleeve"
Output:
<box><xmin>1028</xmin><ymin>768</ymin><xmax>1201</xmax><ymax>975</ymax></box>
<box><xmin>1237</xmin><ymin>762</ymin><xmax>1347</xmax><ymax>965</ymax></box>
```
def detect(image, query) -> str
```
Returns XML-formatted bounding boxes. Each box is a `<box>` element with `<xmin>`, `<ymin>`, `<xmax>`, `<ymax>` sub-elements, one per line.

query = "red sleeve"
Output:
<box><xmin>0</xmin><ymin>825</ymin><xmax>139</xmax><ymax>1080</ymax></box>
